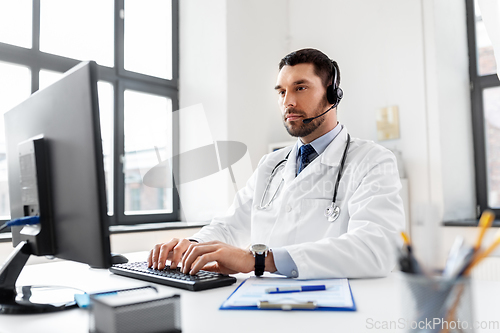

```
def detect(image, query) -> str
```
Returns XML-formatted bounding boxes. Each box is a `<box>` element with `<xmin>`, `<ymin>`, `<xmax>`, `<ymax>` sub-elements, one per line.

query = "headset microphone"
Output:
<box><xmin>302</xmin><ymin>105</ymin><xmax>335</xmax><ymax>124</ymax></box>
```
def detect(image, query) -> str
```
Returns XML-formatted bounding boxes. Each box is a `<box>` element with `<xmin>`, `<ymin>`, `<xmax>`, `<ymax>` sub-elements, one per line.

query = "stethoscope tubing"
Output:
<box><xmin>259</xmin><ymin>134</ymin><xmax>351</xmax><ymax>218</ymax></box>
<box><xmin>332</xmin><ymin>134</ymin><xmax>351</xmax><ymax>204</ymax></box>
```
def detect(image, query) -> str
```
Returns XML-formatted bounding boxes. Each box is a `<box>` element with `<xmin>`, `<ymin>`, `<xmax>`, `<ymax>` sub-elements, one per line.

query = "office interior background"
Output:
<box><xmin>0</xmin><ymin>0</ymin><xmax>499</xmax><ymax>273</ymax></box>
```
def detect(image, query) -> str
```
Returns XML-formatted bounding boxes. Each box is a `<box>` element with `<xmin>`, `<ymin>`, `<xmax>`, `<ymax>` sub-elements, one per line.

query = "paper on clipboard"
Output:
<box><xmin>220</xmin><ymin>277</ymin><xmax>355</xmax><ymax>310</ymax></box>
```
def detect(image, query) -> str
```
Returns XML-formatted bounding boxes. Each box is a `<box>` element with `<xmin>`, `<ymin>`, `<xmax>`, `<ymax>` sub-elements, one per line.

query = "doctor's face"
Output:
<box><xmin>275</xmin><ymin>63</ymin><xmax>335</xmax><ymax>143</ymax></box>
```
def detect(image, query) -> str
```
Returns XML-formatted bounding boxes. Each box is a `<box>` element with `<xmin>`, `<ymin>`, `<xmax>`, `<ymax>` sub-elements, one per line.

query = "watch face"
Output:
<box><xmin>251</xmin><ymin>244</ymin><xmax>268</xmax><ymax>253</ymax></box>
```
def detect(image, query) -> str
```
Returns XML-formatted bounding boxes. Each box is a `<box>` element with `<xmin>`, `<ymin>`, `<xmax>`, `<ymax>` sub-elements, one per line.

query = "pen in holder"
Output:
<box><xmin>396</xmin><ymin>211</ymin><xmax>498</xmax><ymax>333</ymax></box>
<box><xmin>399</xmin><ymin>272</ymin><xmax>474</xmax><ymax>333</ymax></box>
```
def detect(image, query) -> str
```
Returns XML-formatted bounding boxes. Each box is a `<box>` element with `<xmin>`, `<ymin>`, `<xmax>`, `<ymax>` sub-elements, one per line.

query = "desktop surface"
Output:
<box><xmin>1</xmin><ymin>252</ymin><xmax>500</xmax><ymax>333</ymax></box>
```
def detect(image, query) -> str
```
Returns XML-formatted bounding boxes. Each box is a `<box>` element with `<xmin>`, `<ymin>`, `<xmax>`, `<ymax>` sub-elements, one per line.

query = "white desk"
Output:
<box><xmin>1</xmin><ymin>252</ymin><xmax>500</xmax><ymax>333</ymax></box>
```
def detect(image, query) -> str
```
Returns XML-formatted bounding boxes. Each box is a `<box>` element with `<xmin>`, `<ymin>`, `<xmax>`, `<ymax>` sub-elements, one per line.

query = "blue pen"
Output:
<box><xmin>265</xmin><ymin>285</ymin><xmax>327</xmax><ymax>294</ymax></box>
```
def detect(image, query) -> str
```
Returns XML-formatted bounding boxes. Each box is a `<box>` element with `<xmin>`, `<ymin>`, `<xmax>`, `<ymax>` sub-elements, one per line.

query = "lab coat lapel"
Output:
<box><xmin>281</xmin><ymin>141</ymin><xmax>298</xmax><ymax>187</ymax></box>
<box><xmin>320</xmin><ymin>126</ymin><xmax>350</xmax><ymax>168</ymax></box>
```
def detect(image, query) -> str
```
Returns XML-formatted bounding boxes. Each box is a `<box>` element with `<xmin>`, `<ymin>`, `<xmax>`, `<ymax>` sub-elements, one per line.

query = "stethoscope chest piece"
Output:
<box><xmin>325</xmin><ymin>202</ymin><xmax>340</xmax><ymax>222</ymax></box>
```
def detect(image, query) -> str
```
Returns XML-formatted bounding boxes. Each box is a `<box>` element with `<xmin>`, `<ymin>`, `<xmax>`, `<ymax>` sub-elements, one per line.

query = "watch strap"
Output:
<box><xmin>255</xmin><ymin>253</ymin><xmax>265</xmax><ymax>276</ymax></box>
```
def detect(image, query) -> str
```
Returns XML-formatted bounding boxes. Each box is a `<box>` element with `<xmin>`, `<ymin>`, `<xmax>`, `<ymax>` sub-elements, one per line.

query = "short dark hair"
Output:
<box><xmin>278</xmin><ymin>48</ymin><xmax>340</xmax><ymax>89</ymax></box>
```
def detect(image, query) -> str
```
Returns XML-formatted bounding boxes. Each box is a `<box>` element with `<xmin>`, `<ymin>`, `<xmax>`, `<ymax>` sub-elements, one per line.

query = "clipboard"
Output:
<box><xmin>220</xmin><ymin>277</ymin><xmax>357</xmax><ymax>311</ymax></box>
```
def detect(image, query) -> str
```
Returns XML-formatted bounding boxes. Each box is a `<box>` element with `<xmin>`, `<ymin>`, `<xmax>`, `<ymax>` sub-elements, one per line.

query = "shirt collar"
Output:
<box><xmin>296</xmin><ymin>123</ymin><xmax>343</xmax><ymax>156</ymax></box>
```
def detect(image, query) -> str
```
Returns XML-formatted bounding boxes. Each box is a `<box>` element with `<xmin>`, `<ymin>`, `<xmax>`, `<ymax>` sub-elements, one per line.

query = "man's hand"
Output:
<box><xmin>148</xmin><ymin>239</ymin><xmax>278</xmax><ymax>276</ymax></box>
<box><xmin>181</xmin><ymin>241</ymin><xmax>265</xmax><ymax>275</ymax></box>
<box><xmin>147</xmin><ymin>238</ymin><xmax>196</xmax><ymax>270</ymax></box>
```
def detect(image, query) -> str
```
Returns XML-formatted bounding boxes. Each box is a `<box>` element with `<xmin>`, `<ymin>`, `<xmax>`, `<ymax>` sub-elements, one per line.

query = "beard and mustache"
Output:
<box><xmin>283</xmin><ymin>102</ymin><xmax>329</xmax><ymax>138</ymax></box>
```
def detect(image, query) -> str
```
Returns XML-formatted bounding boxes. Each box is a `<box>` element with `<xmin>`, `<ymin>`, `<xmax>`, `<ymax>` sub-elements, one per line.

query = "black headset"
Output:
<box><xmin>326</xmin><ymin>61</ymin><xmax>343</xmax><ymax>108</ymax></box>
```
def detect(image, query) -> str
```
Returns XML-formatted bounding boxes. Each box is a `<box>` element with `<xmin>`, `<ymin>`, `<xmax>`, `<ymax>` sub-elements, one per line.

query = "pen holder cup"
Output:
<box><xmin>399</xmin><ymin>272</ymin><xmax>474</xmax><ymax>333</ymax></box>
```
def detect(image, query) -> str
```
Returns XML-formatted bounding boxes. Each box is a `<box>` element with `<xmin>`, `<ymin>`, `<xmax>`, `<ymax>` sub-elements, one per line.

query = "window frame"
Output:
<box><xmin>0</xmin><ymin>0</ymin><xmax>180</xmax><ymax>228</ymax></box>
<box><xmin>465</xmin><ymin>0</ymin><xmax>500</xmax><ymax>218</ymax></box>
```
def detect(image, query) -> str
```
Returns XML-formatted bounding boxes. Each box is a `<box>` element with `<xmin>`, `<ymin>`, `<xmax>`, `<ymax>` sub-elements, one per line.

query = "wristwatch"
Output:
<box><xmin>250</xmin><ymin>244</ymin><xmax>269</xmax><ymax>277</ymax></box>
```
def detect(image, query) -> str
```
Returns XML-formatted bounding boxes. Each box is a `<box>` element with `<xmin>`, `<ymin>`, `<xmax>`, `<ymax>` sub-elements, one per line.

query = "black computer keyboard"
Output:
<box><xmin>109</xmin><ymin>262</ymin><xmax>237</xmax><ymax>291</ymax></box>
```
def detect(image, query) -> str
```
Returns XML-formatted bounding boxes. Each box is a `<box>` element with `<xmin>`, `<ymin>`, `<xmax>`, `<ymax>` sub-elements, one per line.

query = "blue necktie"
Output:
<box><xmin>298</xmin><ymin>144</ymin><xmax>316</xmax><ymax>175</ymax></box>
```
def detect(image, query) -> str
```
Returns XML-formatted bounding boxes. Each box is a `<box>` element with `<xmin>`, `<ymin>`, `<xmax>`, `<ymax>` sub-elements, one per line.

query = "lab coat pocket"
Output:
<box><xmin>251</xmin><ymin>200</ymin><xmax>282</xmax><ymax>245</ymax></box>
<box><xmin>296</xmin><ymin>198</ymin><xmax>342</xmax><ymax>244</ymax></box>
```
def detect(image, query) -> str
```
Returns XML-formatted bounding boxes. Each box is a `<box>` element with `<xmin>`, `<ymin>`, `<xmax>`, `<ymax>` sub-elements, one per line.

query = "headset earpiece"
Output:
<box><xmin>327</xmin><ymin>61</ymin><xmax>343</xmax><ymax>107</ymax></box>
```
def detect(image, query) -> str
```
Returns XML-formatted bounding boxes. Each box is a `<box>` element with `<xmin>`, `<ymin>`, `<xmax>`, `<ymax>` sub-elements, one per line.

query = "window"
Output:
<box><xmin>0</xmin><ymin>0</ymin><xmax>179</xmax><ymax>228</ymax></box>
<box><xmin>123</xmin><ymin>89</ymin><xmax>173</xmax><ymax>215</ymax></box>
<box><xmin>466</xmin><ymin>0</ymin><xmax>500</xmax><ymax>217</ymax></box>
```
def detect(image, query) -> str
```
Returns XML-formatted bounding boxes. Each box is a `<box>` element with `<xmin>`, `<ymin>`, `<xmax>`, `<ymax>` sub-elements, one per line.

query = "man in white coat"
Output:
<box><xmin>148</xmin><ymin>48</ymin><xmax>405</xmax><ymax>279</ymax></box>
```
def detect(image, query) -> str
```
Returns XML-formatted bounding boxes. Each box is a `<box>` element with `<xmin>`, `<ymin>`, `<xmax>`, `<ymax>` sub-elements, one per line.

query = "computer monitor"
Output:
<box><xmin>0</xmin><ymin>61</ymin><xmax>111</xmax><ymax>314</ymax></box>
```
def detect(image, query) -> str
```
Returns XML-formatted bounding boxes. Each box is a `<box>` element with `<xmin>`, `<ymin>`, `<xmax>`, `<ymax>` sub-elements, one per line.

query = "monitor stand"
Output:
<box><xmin>0</xmin><ymin>241</ymin><xmax>82</xmax><ymax>314</ymax></box>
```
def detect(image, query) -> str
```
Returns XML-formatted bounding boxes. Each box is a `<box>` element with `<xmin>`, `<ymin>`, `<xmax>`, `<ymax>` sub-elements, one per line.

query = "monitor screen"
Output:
<box><xmin>4</xmin><ymin>61</ymin><xmax>111</xmax><ymax>269</ymax></box>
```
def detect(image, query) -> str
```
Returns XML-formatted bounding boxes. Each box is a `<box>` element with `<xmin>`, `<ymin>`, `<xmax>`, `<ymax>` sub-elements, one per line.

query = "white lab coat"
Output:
<box><xmin>191</xmin><ymin>127</ymin><xmax>405</xmax><ymax>279</ymax></box>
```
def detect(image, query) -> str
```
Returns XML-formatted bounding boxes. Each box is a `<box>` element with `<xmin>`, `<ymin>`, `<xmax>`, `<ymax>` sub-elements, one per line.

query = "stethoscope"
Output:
<box><xmin>258</xmin><ymin>134</ymin><xmax>351</xmax><ymax>222</ymax></box>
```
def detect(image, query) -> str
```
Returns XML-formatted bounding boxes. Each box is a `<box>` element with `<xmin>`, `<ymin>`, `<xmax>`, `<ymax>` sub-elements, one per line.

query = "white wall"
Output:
<box><xmin>179</xmin><ymin>0</ymin><xmax>227</xmax><ymax>140</ymax></box>
<box><xmin>226</xmin><ymin>0</ymin><xmax>289</xmax><ymax>167</ymax></box>
<box><xmin>178</xmin><ymin>0</ymin><xmax>476</xmax><ymax>265</ymax></box>
<box><xmin>427</xmin><ymin>0</ymin><xmax>475</xmax><ymax>222</ymax></box>
<box><xmin>415</xmin><ymin>0</ymin><xmax>475</xmax><ymax>266</ymax></box>
<box><xmin>178</xmin><ymin>0</ymin><xmax>290</xmax><ymax>218</ymax></box>
<box><xmin>178</xmin><ymin>0</ymin><xmax>232</xmax><ymax>221</ymax></box>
